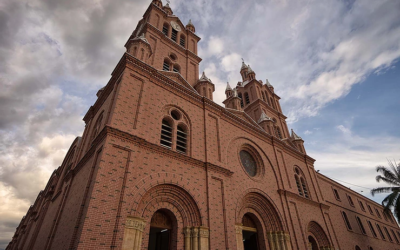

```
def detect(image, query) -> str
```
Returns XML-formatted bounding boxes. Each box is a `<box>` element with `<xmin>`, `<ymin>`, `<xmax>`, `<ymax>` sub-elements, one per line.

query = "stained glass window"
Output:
<box><xmin>240</xmin><ymin>150</ymin><xmax>257</xmax><ymax>177</ymax></box>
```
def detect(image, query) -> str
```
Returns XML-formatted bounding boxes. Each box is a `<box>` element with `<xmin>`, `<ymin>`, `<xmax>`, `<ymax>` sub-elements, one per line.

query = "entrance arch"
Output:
<box><xmin>235</xmin><ymin>191</ymin><xmax>291</xmax><ymax>250</ymax></box>
<box><xmin>307</xmin><ymin>221</ymin><xmax>333</xmax><ymax>249</ymax></box>
<box><xmin>308</xmin><ymin>235</ymin><xmax>319</xmax><ymax>250</ymax></box>
<box><xmin>122</xmin><ymin>184</ymin><xmax>209</xmax><ymax>250</ymax></box>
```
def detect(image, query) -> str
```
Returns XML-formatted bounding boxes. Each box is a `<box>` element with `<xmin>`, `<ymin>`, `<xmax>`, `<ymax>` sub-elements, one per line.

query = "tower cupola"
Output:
<box><xmin>152</xmin><ymin>0</ymin><xmax>162</xmax><ymax>8</ymax></box>
<box><xmin>186</xmin><ymin>19</ymin><xmax>196</xmax><ymax>33</ymax></box>
<box><xmin>291</xmin><ymin>129</ymin><xmax>306</xmax><ymax>154</ymax></box>
<box><xmin>163</xmin><ymin>3</ymin><xmax>173</xmax><ymax>15</ymax></box>
<box><xmin>240</xmin><ymin>60</ymin><xmax>249</xmax><ymax>81</ymax></box>
<box><xmin>247</xmin><ymin>65</ymin><xmax>256</xmax><ymax>80</ymax></box>
<box><xmin>225</xmin><ymin>82</ymin><xmax>233</xmax><ymax>98</ymax></box>
<box><xmin>194</xmin><ymin>72</ymin><xmax>215</xmax><ymax>101</ymax></box>
<box><xmin>125</xmin><ymin>33</ymin><xmax>153</xmax><ymax>63</ymax></box>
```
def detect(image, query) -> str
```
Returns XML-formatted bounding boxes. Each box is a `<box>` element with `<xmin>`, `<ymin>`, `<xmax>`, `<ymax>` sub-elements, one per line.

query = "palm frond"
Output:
<box><xmin>371</xmin><ymin>187</ymin><xmax>396</xmax><ymax>196</ymax></box>
<box><xmin>376</xmin><ymin>166</ymin><xmax>400</xmax><ymax>186</ymax></box>
<box><xmin>394</xmin><ymin>194</ymin><xmax>400</xmax><ymax>222</ymax></box>
<box><xmin>382</xmin><ymin>191</ymin><xmax>399</xmax><ymax>213</ymax></box>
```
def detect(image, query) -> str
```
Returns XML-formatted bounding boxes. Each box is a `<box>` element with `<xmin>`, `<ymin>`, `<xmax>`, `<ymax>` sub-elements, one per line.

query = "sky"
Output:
<box><xmin>0</xmin><ymin>0</ymin><xmax>399</xmax><ymax>248</ymax></box>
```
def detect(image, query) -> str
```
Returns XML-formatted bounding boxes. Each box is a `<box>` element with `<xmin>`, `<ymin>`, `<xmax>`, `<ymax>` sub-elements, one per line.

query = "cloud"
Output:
<box><xmin>1</xmin><ymin>0</ymin><xmax>400</xmax><ymax>248</ymax></box>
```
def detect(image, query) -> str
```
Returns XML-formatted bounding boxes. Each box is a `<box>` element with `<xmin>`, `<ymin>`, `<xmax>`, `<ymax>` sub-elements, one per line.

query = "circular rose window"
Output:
<box><xmin>240</xmin><ymin>150</ymin><xmax>257</xmax><ymax>177</ymax></box>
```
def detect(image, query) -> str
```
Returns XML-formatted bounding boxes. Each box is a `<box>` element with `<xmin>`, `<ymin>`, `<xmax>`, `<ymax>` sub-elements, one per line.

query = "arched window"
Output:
<box><xmin>367</xmin><ymin>220</ymin><xmax>377</xmax><ymax>238</ymax></box>
<box><xmin>160</xmin><ymin>119</ymin><xmax>173</xmax><ymax>148</ymax></box>
<box><xmin>160</xmin><ymin>109</ymin><xmax>189</xmax><ymax>155</ymax></box>
<box><xmin>355</xmin><ymin>246</ymin><xmax>361</xmax><ymax>250</ymax></box>
<box><xmin>163</xmin><ymin>59</ymin><xmax>171</xmax><ymax>71</ymax></box>
<box><xmin>376</xmin><ymin>223</ymin><xmax>385</xmax><ymax>239</ymax></box>
<box><xmin>171</xmin><ymin>29</ymin><xmax>178</xmax><ymax>42</ymax></box>
<box><xmin>238</xmin><ymin>93</ymin><xmax>244</xmax><ymax>107</ymax></box>
<box><xmin>140</xmin><ymin>48</ymin><xmax>145</xmax><ymax>60</ymax></box>
<box><xmin>342</xmin><ymin>211</ymin><xmax>352</xmax><ymax>230</ymax></box>
<box><xmin>172</xmin><ymin>64</ymin><xmax>180</xmax><ymax>73</ymax></box>
<box><xmin>294</xmin><ymin>167</ymin><xmax>309</xmax><ymax>198</ymax></box>
<box><xmin>180</xmin><ymin>35</ymin><xmax>186</xmax><ymax>47</ymax></box>
<box><xmin>162</xmin><ymin>23</ymin><xmax>169</xmax><ymax>36</ymax></box>
<box><xmin>356</xmin><ymin>216</ymin><xmax>366</xmax><ymax>235</ymax></box>
<box><xmin>375</xmin><ymin>208</ymin><xmax>381</xmax><ymax>218</ymax></box>
<box><xmin>91</xmin><ymin>112</ymin><xmax>103</xmax><ymax>143</ymax></box>
<box><xmin>132</xmin><ymin>46</ymin><xmax>137</xmax><ymax>56</ymax></box>
<box><xmin>270</xmin><ymin>97</ymin><xmax>276</xmax><ymax>109</ymax></box>
<box><xmin>391</xmin><ymin>229</ymin><xmax>399</xmax><ymax>243</ymax></box>
<box><xmin>274</xmin><ymin>126</ymin><xmax>282</xmax><ymax>139</ymax></box>
<box><xmin>176</xmin><ymin>125</ymin><xmax>187</xmax><ymax>154</ymax></box>
<box><xmin>369</xmin><ymin>247</ymin><xmax>373</xmax><ymax>250</ymax></box>
<box><xmin>384</xmin><ymin>226</ymin><xmax>393</xmax><ymax>242</ymax></box>
<box><xmin>244</xmin><ymin>92</ymin><xmax>250</xmax><ymax>104</ymax></box>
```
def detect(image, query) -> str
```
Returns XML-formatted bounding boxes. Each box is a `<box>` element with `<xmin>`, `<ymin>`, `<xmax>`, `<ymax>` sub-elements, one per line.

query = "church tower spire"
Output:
<box><xmin>125</xmin><ymin>0</ymin><xmax>202</xmax><ymax>86</ymax></box>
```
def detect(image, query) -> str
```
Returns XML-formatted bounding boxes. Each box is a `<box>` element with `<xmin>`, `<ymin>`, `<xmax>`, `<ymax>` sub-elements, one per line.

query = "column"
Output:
<box><xmin>198</xmin><ymin>227</ymin><xmax>210</xmax><ymax>250</ymax></box>
<box><xmin>121</xmin><ymin>216</ymin><xmax>146</xmax><ymax>250</ymax></box>
<box><xmin>184</xmin><ymin>227</ymin><xmax>192</xmax><ymax>250</ymax></box>
<box><xmin>191</xmin><ymin>227</ymin><xmax>199</xmax><ymax>250</ymax></box>
<box><xmin>267</xmin><ymin>231</ymin><xmax>292</xmax><ymax>250</ymax></box>
<box><xmin>235</xmin><ymin>224</ymin><xmax>244</xmax><ymax>250</ymax></box>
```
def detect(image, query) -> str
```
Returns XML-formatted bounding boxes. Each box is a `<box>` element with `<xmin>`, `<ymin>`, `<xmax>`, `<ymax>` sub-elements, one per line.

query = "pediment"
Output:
<box><xmin>158</xmin><ymin>70</ymin><xmax>197</xmax><ymax>93</ymax></box>
<box><xmin>225</xmin><ymin>108</ymin><xmax>261</xmax><ymax>128</ymax></box>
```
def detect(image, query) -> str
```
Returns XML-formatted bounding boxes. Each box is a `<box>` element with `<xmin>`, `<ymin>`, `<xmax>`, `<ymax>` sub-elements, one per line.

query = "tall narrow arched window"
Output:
<box><xmin>91</xmin><ymin>113</ymin><xmax>103</xmax><ymax>143</ymax></box>
<box><xmin>163</xmin><ymin>59</ymin><xmax>171</xmax><ymax>71</ymax></box>
<box><xmin>367</xmin><ymin>220</ymin><xmax>377</xmax><ymax>237</ymax></box>
<box><xmin>384</xmin><ymin>226</ymin><xmax>393</xmax><ymax>242</ymax></box>
<box><xmin>270</xmin><ymin>97</ymin><xmax>276</xmax><ymax>109</ymax></box>
<box><xmin>160</xmin><ymin>119</ymin><xmax>173</xmax><ymax>148</ymax></box>
<box><xmin>176</xmin><ymin>125</ymin><xmax>187</xmax><ymax>154</ymax></box>
<box><xmin>162</xmin><ymin>23</ymin><xmax>169</xmax><ymax>36</ymax></box>
<box><xmin>140</xmin><ymin>48</ymin><xmax>145</xmax><ymax>60</ymax></box>
<box><xmin>356</xmin><ymin>216</ymin><xmax>366</xmax><ymax>235</ymax></box>
<box><xmin>295</xmin><ymin>176</ymin><xmax>303</xmax><ymax>196</ymax></box>
<box><xmin>300</xmin><ymin>178</ymin><xmax>309</xmax><ymax>198</ymax></box>
<box><xmin>342</xmin><ymin>211</ymin><xmax>352</xmax><ymax>230</ymax></box>
<box><xmin>238</xmin><ymin>93</ymin><xmax>244</xmax><ymax>107</ymax></box>
<box><xmin>160</xmin><ymin>109</ymin><xmax>190</xmax><ymax>155</ymax></box>
<box><xmin>180</xmin><ymin>35</ymin><xmax>186</xmax><ymax>47</ymax></box>
<box><xmin>275</xmin><ymin>126</ymin><xmax>282</xmax><ymax>139</ymax></box>
<box><xmin>244</xmin><ymin>92</ymin><xmax>250</xmax><ymax>104</ymax></box>
<box><xmin>294</xmin><ymin>167</ymin><xmax>309</xmax><ymax>199</ymax></box>
<box><xmin>173</xmin><ymin>64</ymin><xmax>180</xmax><ymax>73</ymax></box>
<box><xmin>391</xmin><ymin>229</ymin><xmax>399</xmax><ymax>243</ymax></box>
<box><xmin>355</xmin><ymin>246</ymin><xmax>361</xmax><ymax>250</ymax></box>
<box><xmin>376</xmin><ymin>223</ymin><xmax>385</xmax><ymax>240</ymax></box>
<box><xmin>132</xmin><ymin>46</ymin><xmax>137</xmax><ymax>57</ymax></box>
<box><xmin>171</xmin><ymin>29</ymin><xmax>178</xmax><ymax>42</ymax></box>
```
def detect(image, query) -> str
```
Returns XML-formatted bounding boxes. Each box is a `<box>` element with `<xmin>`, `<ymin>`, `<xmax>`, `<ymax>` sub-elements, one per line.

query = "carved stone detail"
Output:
<box><xmin>122</xmin><ymin>216</ymin><xmax>146</xmax><ymax>250</ymax></box>
<box><xmin>267</xmin><ymin>231</ymin><xmax>292</xmax><ymax>250</ymax></box>
<box><xmin>125</xmin><ymin>216</ymin><xmax>146</xmax><ymax>231</ymax></box>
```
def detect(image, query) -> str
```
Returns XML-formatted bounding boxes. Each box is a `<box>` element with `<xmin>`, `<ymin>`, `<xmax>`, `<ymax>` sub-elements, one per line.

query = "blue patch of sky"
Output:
<box><xmin>292</xmin><ymin>60</ymin><xmax>400</xmax><ymax>146</ymax></box>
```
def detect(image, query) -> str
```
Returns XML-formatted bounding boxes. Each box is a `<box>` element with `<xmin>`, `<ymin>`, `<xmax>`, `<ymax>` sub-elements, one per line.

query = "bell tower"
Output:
<box><xmin>124</xmin><ymin>0</ymin><xmax>202</xmax><ymax>86</ymax></box>
<box><xmin>223</xmin><ymin>60</ymin><xmax>294</xmax><ymax>142</ymax></box>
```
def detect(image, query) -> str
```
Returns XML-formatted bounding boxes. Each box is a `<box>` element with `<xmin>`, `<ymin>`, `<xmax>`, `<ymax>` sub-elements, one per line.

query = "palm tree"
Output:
<box><xmin>371</xmin><ymin>161</ymin><xmax>400</xmax><ymax>221</ymax></box>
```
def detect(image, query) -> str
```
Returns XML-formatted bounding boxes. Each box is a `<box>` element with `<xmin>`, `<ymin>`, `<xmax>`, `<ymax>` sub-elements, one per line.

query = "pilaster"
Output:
<box><xmin>266</xmin><ymin>231</ymin><xmax>292</xmax><ymax>250</ymax></box>
<box><xmin>235</xmin><ymin>224</ymin><xmax>244</xmax><ymax>250</ymax></box>
<box><xmin>121</xmin><ymin>216</ymin><xmax>146</xmax><ymax>250</ymax></box>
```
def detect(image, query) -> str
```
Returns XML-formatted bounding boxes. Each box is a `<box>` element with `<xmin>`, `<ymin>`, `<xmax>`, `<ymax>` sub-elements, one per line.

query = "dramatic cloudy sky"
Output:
<box><xmin>1</xmin><ymin>0</ymin><xmax>400</xmax><ymax>248</ymax></box>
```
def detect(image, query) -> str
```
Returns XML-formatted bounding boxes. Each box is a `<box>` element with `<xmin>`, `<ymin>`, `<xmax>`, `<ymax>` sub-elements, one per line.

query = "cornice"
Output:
<box><xmin>279</xmin><ymin>189</ymin><xmax>330</xmax><ymax>210</ymax></box>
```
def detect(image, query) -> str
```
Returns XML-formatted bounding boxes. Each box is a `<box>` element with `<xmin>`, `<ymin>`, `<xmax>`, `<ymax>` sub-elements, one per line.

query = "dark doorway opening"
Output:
<box><xmin>148</xmin><ymin>227</ymin><xmax>170</xmax><ymax>250</ymax></box>
<box><xmin>308</xmin><ymin>236</ymin><xmax>319</xmax><ymax>250</ymax></box>
<box><xmin>148</xmin><ymin>210</ymin><xmax>172</xmax><ymax>250</ymax></box>
<box><xmin>243</xmin><ymin>230</ymin><xmax>258</xmax><ymax>250</ymax></box>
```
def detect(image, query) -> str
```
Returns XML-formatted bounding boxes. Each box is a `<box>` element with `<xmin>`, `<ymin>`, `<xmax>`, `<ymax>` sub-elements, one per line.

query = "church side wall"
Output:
<box><xmin>317</xmin><ymin>175</ymin><xmax>400</xmax><ymax>249</ymax></box>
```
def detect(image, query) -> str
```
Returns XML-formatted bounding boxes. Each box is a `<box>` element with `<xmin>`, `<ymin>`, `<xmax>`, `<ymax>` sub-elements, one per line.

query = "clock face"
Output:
<box><xmin>240</xmin><ymin>150</ymin><xmax>257</xmax><ymax>177</ymax></box>
<box><xmin>170</xmin><ymin>21</ymin><xmax>181</xmax><ymax>31</ymax></box>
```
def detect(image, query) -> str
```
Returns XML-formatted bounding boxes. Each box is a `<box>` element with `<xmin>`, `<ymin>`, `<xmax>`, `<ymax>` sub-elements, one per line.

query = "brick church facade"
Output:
<box><xmin>7</xmin><ymin>1</ymin><xmax>400</xmax><ymax>249</ymax></box>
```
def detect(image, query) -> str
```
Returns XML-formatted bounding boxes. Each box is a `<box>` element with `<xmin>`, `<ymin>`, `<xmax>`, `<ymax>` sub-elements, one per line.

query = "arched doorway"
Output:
<box><xmin>308</xmin><ymin>235</ymin><xmax>319</xmax><ymax>250</ymax></box>
<box><xmin>148</xmin><ymin>210</ymin><xmax>175</xmax><ymax>250</ymax></box>
<box><xmin>242</xmin><ymin>213</ymin><xmax>260</xmax><ymax>250</ymax></box>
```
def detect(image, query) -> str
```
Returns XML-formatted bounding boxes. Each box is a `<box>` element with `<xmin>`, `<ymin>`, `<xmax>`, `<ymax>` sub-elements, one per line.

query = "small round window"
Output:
<box><xmin>171</xmin><ymin>110</ymin><xmax>181</xmax><ymax>120</ymax></box>
<box><xmin>240</xmin><ymin>150</ymin><xmax>257</xmax><ymax>177</ymax></box>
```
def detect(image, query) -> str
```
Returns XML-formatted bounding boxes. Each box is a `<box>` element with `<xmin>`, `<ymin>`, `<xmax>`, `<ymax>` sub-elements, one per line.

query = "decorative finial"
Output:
<box><xmin>166</xmin><ymin>0</ymin><xmax>170</xmax><ymax>4</ymax></box>
<box><xmin>241</xmin><ymin>58</ymin><xmax>244</xmax><ymax>63</ymax></box>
